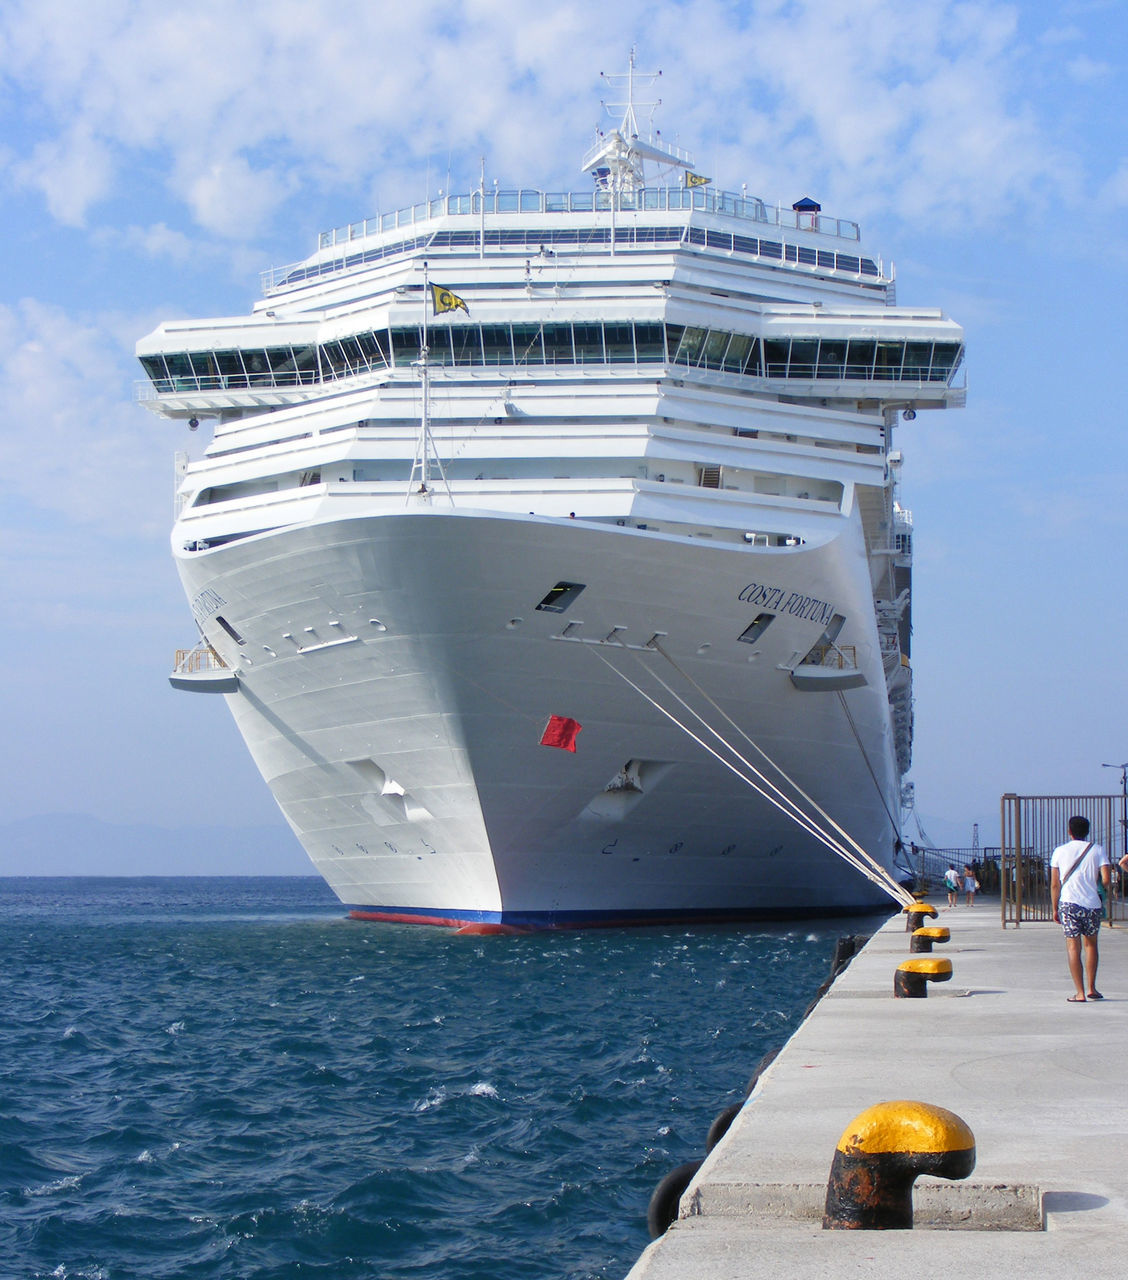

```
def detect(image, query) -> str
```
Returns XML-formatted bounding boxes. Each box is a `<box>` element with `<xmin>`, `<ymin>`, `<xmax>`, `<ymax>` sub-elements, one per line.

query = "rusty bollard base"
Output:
<box><xmin>910</xmin><ymin>926</ymin><xmax>951</xmax><ymax>954</ymax></box>
<box><xmin>823</xmin><ymin>1100</ymin><xmax>976</xmax><ymax>1230</ymax></box>
<box><xmin>902</xmin><ymin>903</ymin><xmax>939</xmax><ymax>932</ymax></box>
<box><xmin>894</xmin><ymin>956</ymin><xmax>952</xmax><ymax>997</ymax></box>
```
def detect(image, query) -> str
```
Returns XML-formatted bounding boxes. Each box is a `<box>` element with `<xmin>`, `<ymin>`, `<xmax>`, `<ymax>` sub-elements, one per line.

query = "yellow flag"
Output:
<box><xmin>685</xmin><ymin>171</ymin><xmax>711</xmax><ymax>189</ymax></box>
<box><xmin>431</xmin><ymin>284</ymin><xmax>469</xmax><ymax>315</ymax></box>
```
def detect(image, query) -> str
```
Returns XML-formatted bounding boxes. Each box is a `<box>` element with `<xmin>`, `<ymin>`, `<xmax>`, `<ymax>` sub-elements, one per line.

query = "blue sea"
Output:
<box><xmin>0</xmin><ymin>878</ymin><xmax>885</xmax><ymax>1279</ymax></box>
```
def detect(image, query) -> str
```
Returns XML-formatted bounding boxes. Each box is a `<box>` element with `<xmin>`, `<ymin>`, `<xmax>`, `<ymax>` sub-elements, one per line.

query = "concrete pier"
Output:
<box><xmin>628</xmin><ymin>904</ymin><xmax>1128</xmax><ymax>1278</ymax></box>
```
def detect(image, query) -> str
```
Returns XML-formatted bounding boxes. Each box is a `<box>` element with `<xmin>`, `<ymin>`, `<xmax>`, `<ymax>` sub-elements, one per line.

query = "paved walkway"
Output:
<box><xmin>627</xmin><ymin>901</ymin><xmax>1128</xmax><ymax>1278</ymax></box>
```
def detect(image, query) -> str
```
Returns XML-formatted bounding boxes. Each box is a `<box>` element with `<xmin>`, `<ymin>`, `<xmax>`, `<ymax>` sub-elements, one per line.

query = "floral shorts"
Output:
<box><xmin>1060</xmin><ymin>902</ymin><xmax>1103</xmax><ymax>938</ymax></box>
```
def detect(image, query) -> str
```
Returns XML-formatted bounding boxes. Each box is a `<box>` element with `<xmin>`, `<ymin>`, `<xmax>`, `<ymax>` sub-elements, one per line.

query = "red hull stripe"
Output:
<box><xmin>346</xmin><ymin>902</ymin><xmax>887</xmax><ymax>931</ymax></box>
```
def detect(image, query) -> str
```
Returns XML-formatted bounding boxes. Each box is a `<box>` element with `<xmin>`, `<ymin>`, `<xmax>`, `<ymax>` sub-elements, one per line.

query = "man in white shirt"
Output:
<box><xmin>1050</xmin><ymin>815</ymin><xmax>1111</xmax><ymax>1003</ymax></box>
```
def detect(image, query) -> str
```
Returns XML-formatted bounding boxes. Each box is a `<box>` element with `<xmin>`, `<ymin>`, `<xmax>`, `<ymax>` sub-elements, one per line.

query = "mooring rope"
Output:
<box><xmin>835</xmin><ymin>688</ymin><xmax>902</xmax><ymax>838</ymax></box>
<box><xmin>585</xmin><ymin>642</ymin><xmax>913</xmax><ymax>906</ymax></box>
<box><xmin>642</xmin><ymin>637</ymin><xmax>906</xmax><ymax>901</ymax></box>
<box><xmin>644</xmin><ymin>639</ymin><xmax>912</xmax><ymax>905</ymax></box>
<box><xmin>584</xmin><ymin>645</ymin><xmax>883</xmax><ymax>885</ymax></box>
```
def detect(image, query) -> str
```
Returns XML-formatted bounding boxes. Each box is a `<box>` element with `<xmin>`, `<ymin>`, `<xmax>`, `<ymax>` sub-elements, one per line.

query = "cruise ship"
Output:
<box><xmin>138</xmin><ymin>71</ymin><xmax>963</xmax><ymax>928</ymax></box>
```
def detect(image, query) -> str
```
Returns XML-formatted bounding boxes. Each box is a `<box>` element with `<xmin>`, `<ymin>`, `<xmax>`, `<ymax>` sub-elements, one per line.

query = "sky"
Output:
<box><xmin>1</xmin><ymin>0</ymin><xmax>1125</xmax><ymax>874</ymax></box>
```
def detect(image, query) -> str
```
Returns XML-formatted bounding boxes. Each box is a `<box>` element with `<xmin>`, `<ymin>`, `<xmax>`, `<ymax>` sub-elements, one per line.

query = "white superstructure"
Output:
<box><xmin>139</xmin><ymin>71</ymin><xmax>963</xmax><ymax>928</ymax></box>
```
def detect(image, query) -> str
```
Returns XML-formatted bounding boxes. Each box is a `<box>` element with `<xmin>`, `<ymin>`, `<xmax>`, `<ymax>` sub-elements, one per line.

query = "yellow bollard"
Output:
<box><xmin>894</xmin><ymin>956</ymin><xmax>952</xmax><ymax>997</ymax></box>
<box><xmin>910</xmin><ymin>926</ymin><xmax>951</xmax><ymax>954</ymax></box>
<box><xmin>823</xmin><ymin>1100</ymin><xmax>976</xmax><ymax>1229</ymax></box>
<box><xmin>902</xmin><ymin>903</ymin><xmax>938</xmax><ymax>932</ymax></box>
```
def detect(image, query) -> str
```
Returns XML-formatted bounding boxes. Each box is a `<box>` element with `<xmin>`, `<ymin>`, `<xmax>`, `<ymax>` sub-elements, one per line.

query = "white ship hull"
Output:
<box><xmin>179</xmin><ymin>506</ymin><xmax>902</xmax><ymax>926</ymax></box>
<box><xmin>142</xmin><ymin>78</ymin><xmax>964</xmax><ymax>925</ymax></box>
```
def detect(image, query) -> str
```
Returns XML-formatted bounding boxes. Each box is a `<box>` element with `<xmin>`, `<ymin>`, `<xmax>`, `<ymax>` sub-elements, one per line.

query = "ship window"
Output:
<box><xmin>543</xmin><ymin>323</ymin><xmax>574</xmax><ymax>364</ymax></box>
<box><xmin>931</xmin><ymin>342</ymin><xmax>962</xmax><ymax>381</ymax></box>
<box><xmin>789</xmin><ymin>339</ymin><xmax>819</xmax><ymax>379</ymax></box>
<box><xmin>481</xmin><ymin>324</ymin><xmax>514</xmax><ymax>364</ymax></box>
<box><xmin>763</xmin><ymin>340</ymin><xmax>789</xmax><ymax>378</ymax></box>
<box><xmin>338</xmin><ymin>338</ymin><xmax>365</xmax><ymax>370</ymax></box>
<box><xmin>605</xmin><ymin>323</ymin><xmax>635</xmax><ymax>362</ymax></box>
<box><xmin>700</xmin><ymin>329</ymin><xmax>730</xmax><ymax>369</ymax></box>
<box><xmin>738</xmin><ymin>613</ymin><xmax>774</xmax><ymax>645</ymax></box>
<box><xmin>846</xmin><ymin>340</ymin><xmax>876</xmax><ymax>378</ymax></box>
<box><xmin>140</xmin><ymin>355</ymin><xmax>171</xmax><ymax>390</ymax></box>
<box><xmin>356</xmin><ymin>332</ymin><xmax>387</xmax><ymax>367</ymax></box>
<box><xmin>573</xmin><ymin>323</ymin><xmax>604</xmax><ymax>363</ymax></box>
<box><xmin>392</xmin><ymin>327</ymin><xmax>422</xmax><ymax>366</ymax></box>
<box><xmin>244</xmin><ymin>350</ymin><xmax>271</xmax><ymax>383</ymax></box>
<box><xmin>322</xmin><ymin>341</ymin><xmax>348</xmax><ymax>374</ymax></box>
<box><xmin>874</xmin><ymin>341</ymin><xmax>903</xmax><ymax>379</ymax></box>
<box><xmin>188</xmin><ymin>351</ymin><xmax>217</xmax><ymax>380</ymax></box>
<box><xmin>215</xmin><ymin>615</ymin><xmax>246</xmax><ymax>646</ymax></box>
<box><xmin>450</xmin><ymin>325</ymin><xmax>482</xmax><ymax>365</ymax></box>
<box><xmin>816</xmin><ymin>340</ymin><xmax>847</xmax><ymax>378</ymax></box>
<box><xmin>797</xmin><ymin>245</ymin><xmax>817</xmax><ymax>265</ymax></box>
<box><xmin>213</xmin><ymin>350</ymin><xmax>246</xmax><ymax>387</ymax></box>
<box><xmin>635</xmin><ymin>323</ymin><xmax>665</xmax><ymax>360</ymax></box>
<box><xmin>535</xmin><ymin>581</ymin><xmax>586</xmax><ymax>613</ymax></box>
<box><xmin>674</xmin><ymin>326</ymin><xmax>707</xmax><ymax>366</ymax></box>
<box><xmin>723</xmin><ymin>334</ymin><xmax>754</xmax><ymax>373</ymax></box>
<box><xmin>744</xmin><ymin>338</ymin><xmax>762</xmax><ymax>375</ymax></box>
<box><xmin>512</xmin><ymin>324</ymin><xmax>544</xmax><ymax>364</ymax></box>
<box><xmin>903</xmin><ymin>342</ymin><xmax>933</xmax><ymax>376</ymax></box>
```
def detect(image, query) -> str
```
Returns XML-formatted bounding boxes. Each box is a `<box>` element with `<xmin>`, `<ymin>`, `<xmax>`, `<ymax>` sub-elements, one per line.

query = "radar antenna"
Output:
<box><xmin>580</xmin><ymin>49</ymin><xmax>695</xmax><ymax>196</ymax></box>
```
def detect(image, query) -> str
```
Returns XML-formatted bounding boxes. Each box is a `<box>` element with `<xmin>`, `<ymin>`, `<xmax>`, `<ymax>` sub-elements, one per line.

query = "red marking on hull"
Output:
<box><xmin>453</xmin><ymin>922</ymin><xmax>530</xmax><ymax>936</ymax></box>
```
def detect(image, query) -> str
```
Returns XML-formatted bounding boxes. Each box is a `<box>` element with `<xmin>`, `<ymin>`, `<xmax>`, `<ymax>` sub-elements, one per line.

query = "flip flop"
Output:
<box><xmin>1087</xmin><ymin>991</ymin><xmax>1104</xmax><ymax>1000</ymax></box>
<box><xmin>1067</xmin><ymin>995</ymin><xmax>1087</xmax><ymax>1003</ymax></box>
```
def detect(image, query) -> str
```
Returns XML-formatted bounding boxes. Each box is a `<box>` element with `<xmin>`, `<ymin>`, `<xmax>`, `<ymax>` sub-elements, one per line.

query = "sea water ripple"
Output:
<box><xmin>0</xmin><ymin>877</ymin><xmax>886</xmax><ymax>1278</ymax></box>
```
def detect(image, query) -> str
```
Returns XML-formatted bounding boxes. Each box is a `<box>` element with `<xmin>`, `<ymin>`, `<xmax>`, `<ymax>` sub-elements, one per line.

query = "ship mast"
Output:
<box><xmin>407</xmin><ymin>260</ymin><xmax>453</xmax><ymax>505</ymax></box>
<box><xmin>580</xmin><ymin>50</ymin><xmax>696</xmax><ymax>199</ymax></box>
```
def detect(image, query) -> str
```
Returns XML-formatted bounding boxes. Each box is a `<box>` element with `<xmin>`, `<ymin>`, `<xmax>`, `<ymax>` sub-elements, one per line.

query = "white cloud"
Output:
<box><xmin>183</xmin><ymin>156</ymin><xmax>292</xmax><ymax>238</ymax></box>
<box><xmin>13</xmin><ymin>125</ymin><xmax>114</xmax><ymax>225</ymax></box>
<box><xmin>0</xmin><ymin>0</ymin><xmax>1095</xmax><ymax>240</ymax></box>
<box><xmin>1102</xmin><ymin>160</ymin><xmax>1128</xmax><ymax>206</ymax></box>
<box><xmin>0</xmin><ymin>299</ymin><xmax>175</xmax><ymax>534</ymax></box>
<box><xmin>1064</xmin><ymin>54</ymin><xmax>1112</xmax><ymax>83</ymax></box>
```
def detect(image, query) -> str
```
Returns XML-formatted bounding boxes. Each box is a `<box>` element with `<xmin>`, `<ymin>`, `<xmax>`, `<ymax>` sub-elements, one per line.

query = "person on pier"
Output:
<box><xmin>1051</xmin><ymin>816</ymin><xmax>1111</xmax><ymax>1002</ymax></box>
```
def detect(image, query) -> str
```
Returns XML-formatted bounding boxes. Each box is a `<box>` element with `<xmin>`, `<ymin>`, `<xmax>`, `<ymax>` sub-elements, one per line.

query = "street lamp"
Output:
<box><xmin>1101</xmin><ymin>762</ymin><xmax>1128</xmax><ymax>867</ymax></box>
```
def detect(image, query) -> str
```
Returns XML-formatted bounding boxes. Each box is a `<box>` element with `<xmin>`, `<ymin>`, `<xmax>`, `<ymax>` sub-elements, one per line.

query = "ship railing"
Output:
<box><xmin>756</xmin><ymin>360</ymin><xmax>960</xmax><ymax>384</ymax></box>
<box><xmin>799</xmin><ymin>644</ymin><xmax>857</xmax><ymax>669</ymax></box>
<box><xmin>173</xmin><ymin>644</ymin><xmax>230</xmax><ymax>675</ymax></box>
<box><xmin>310</xmin><ymin>187</ymin><xmax>861</xmax><ymax>255</ymax></box>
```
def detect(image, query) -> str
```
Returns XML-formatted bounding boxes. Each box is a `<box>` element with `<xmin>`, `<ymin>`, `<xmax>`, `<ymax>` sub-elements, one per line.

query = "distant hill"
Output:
<box><xmin>0</xmin><ymin>813</ymin><xmax>317</xmax><ymax>876</ymax></box>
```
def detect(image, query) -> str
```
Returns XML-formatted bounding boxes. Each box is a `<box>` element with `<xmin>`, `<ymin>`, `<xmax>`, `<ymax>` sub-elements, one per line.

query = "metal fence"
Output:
<box><xmin>908</xmin><ymin>845</ymin><xmax>1001</xmax><ymax>895</ymax></box>
<box><xmin>1000</xmin><ymin>794</ymin><xmax>1127</xmax><ymax>927</ymax></box>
